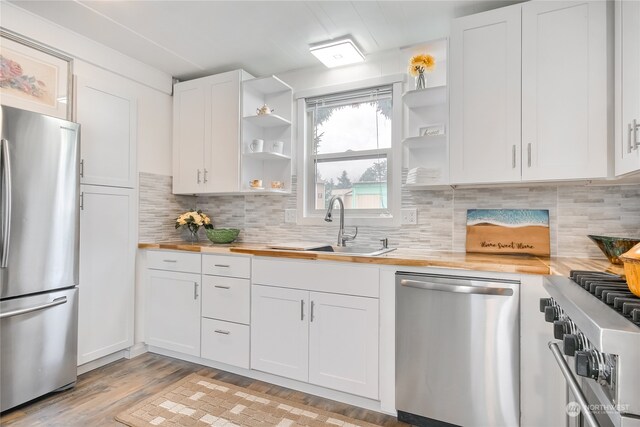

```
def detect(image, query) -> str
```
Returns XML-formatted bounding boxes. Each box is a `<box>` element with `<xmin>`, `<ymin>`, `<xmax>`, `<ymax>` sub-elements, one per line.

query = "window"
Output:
<box><xmin>298</xmin><ymin>82</ymin><xmax>400</xmax><ymax>224</ymax></box>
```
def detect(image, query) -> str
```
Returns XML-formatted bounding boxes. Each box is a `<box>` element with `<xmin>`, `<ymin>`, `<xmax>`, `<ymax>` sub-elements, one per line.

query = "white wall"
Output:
<box><xmin>1</xmin><ymin>2</ymin><xmax>174</xmax><ymax>175</ymax></box>
<box><xmin>278</xmin><ymin>40</ymin><xmax>447</xmax><ymax>94</ymax></box>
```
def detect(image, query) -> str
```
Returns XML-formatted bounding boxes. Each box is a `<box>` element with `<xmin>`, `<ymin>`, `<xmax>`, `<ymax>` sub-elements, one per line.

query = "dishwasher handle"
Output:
<box><xmin>399</xmin><ymin>278</ymin><xmax>514</xmax><ymax>296</ymax></box>
<box><xmin>548</xmin><ymin>341</ymin><xmax>600</xmax><ymax>427</ymax></box>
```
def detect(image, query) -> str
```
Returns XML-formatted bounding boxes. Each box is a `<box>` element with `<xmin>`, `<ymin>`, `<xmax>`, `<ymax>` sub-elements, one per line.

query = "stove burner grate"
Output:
<box><xmin>569</xmin><ymin>270</ymin><xmax>640</xmax><ymax>326</ymax></box>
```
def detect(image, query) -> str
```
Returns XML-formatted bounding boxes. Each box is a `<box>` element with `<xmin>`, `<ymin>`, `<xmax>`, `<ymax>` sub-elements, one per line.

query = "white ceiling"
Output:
<box><xmin>9</xmin><ymin>0</ymin><xmax>520</xmax><ymax>80</ymax></box>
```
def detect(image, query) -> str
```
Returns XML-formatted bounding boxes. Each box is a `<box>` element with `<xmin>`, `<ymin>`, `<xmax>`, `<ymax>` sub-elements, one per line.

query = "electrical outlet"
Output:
<box><xmin>401</xmin><ymin>208</ymin><xmax>417</xmax><ymax>225</ymax></box>
<box><xmin>285</xmin><ymin>209</ymin><xmax>297</xmax><ymax>224</ymax></box>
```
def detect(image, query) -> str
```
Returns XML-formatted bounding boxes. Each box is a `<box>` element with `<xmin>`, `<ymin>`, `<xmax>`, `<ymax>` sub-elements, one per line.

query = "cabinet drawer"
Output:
<box><xmin>201</xmin><ymin>318</ymin><xmax>249</xmax><ymax>369</ymax></box>
<box><xmin>202</xmin><ymin>254</ymin><xmax>250</xmax><ymax>278</ymax></box>
<box><xmin>202</xmin><ymin>276</ymin><xmax>250</xmax><ymax>324</ymax></box>
<box><xmin>147</xmin><ymin>250</ymin><xmax>201</xmax><ymax>273</ymax></box>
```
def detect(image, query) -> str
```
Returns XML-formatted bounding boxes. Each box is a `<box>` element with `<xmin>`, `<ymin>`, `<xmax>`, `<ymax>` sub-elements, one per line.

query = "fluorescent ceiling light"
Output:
<box><xmin>309</xmin><ymin>38</ymin><xmax>365</xmax><ymax>68</ymax></box>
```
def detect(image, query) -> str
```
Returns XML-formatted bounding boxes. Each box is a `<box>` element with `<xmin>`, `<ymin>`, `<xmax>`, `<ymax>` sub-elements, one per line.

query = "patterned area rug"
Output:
<box><xmin>116</xmin><ymin>373</ymin><xmax>380</xmax><ymax>427</ymax></box>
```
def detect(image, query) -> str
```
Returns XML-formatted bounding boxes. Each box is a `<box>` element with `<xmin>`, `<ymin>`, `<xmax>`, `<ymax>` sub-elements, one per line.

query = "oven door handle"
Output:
<box><xmin>548</xmin><ymin>341</ymin><xmax>601</xmax><ymax>427</ymax></box>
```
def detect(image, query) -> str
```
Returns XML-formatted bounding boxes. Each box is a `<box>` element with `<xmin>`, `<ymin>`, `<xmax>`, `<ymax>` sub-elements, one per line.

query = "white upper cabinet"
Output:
<box><xmin>451</xmin><ymin>1</ymin><xmax>611</xmax><ymax>184</ymax></box>
<box><xmin>76</xmin><ymin>77</ymin><xmax>137</xmax><ymax>188</ymax></box>
<box><xmin>615</xmin><ymin>0</ymin><xmax>640</xmax><ymax>176</ymax></box>
<box><xmin>450</xmin><ymin>5</ymin><xmax>522</xmax><ymax>184</ymax></box>
<box><xmin>173</xmin><ymin>70</ymin><xmax>245</xmax><ymax>194</ymax></box>
<box><xmin>522</xmin><ymin>1</ymin><xmax>609</xmax><ymax>181</ymax></box>
<box><xmin>173</xmin><ymin>79</ymin><xmax>207</xmax><ymax>194</ymax></box>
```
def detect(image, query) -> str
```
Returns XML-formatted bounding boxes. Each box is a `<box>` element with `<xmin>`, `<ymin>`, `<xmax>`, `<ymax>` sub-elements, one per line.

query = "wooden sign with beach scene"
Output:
<box><xmin>466</xmin><ymin>209</ymin><xmax>550</xmax><ymax>256</ymax></box>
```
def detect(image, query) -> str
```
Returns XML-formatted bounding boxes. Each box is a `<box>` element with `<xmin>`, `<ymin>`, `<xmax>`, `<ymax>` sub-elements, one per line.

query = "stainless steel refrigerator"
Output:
<box><xmin>0</xmin><ymin>105</ymin><xmax>80</xmax><ymax>412</ymax></box>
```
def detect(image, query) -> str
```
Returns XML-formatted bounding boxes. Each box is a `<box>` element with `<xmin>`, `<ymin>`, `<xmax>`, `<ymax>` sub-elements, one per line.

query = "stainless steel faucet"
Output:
<box><xmin>324</xmin><ymin>195</ymin><xmax>357</xmax><ymax>246</ymax></box>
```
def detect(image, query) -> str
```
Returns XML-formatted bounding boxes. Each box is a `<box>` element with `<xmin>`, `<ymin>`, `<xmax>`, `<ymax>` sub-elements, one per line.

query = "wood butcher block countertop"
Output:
<box><xmin>138</xmin><ymin>241</ymin><xmax>625</xmax><ymax>277</ymax></box>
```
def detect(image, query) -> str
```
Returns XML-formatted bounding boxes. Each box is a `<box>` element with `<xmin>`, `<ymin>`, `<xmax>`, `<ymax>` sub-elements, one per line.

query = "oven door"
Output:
<box><xmin>551</xmin><ymin>342</ymin><xmax>633</xmax><ymax>427</ymax></box>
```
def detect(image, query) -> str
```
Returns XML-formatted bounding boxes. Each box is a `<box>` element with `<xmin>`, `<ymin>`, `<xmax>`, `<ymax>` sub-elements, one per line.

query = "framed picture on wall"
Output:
<box><xmin>1</xmin><ymin>29</ymin><xmax>73</xmax><ymax>119</ymax></box>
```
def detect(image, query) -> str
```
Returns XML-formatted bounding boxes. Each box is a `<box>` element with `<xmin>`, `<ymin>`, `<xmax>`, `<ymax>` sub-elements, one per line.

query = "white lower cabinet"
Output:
<box><xmin>251</xmin><ymin>285</ymin><xmax>310</xmax><ymax>382</ymax></box>
<box><xmin>146</xmin><ymin>269</ymin><xmax>201</xmax><ymax>356</ymax></box>
<box><xmin>78</xmin><ymin>185</ymin><xmax>135</xmax><ymax>365</ymax></box>
<box><xmin>308</xmin><ymin>291</ymin><xmax>379</xmax><ymax>399</ymax></box>
<box><xmin>201</xmin><ymin>318</ymin><xmax>250</xmax><ymax>369</ymax></box>
<box><xmin>251</xmin><ymin>282</ymin><xmax>379</xmax><ymax>399</ymax></box>
<box><xmin>200</xmin><ymin>254</ymin><xmax>252</xmax><ymax>369</ymax></box>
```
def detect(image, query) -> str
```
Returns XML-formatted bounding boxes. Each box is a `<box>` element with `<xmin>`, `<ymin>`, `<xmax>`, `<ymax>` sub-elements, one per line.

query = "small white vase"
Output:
<box><xmin>415</xmin><ymin>71</ymin><xmax>426</xmax><ymax>90</ymax></box>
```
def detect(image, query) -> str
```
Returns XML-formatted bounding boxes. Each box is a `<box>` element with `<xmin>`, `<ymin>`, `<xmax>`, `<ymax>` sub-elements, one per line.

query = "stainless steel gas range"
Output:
<box><xmin>543</xmin><ymin>271</ymin><xmax>640</xmax><ymax>427</ymax></box>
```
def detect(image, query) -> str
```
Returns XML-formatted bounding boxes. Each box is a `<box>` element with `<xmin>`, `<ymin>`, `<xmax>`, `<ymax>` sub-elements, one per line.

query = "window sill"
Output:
<box><xmin>296</xmin><ymin>213</ymin><xmax>400</xmax><ymax>228</ymax></box>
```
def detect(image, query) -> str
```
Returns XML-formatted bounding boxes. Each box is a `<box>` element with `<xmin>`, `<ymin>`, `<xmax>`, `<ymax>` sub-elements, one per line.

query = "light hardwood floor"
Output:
<box><xmin>0</xmin><ymin>353</ymin><xmax>407</xmax><ymax>426</ymax></box>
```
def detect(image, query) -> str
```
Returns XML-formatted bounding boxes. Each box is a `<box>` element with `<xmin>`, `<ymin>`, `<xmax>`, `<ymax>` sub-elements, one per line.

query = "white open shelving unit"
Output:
<box><xmin>402</xmin><ymin>38</ymin><xmax>450</xmax><ymax>189</ymax></box>
<box><xmin>241</xmin><ymin>75</ymin><xmax>293</xmax><ymax>194</ymax></box>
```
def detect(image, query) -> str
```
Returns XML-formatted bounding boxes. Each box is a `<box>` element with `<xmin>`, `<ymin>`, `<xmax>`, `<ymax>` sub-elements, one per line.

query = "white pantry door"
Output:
<box><xmin>76</xmin><ymin>77</ymin><xmax>137</xmax><ymax>188</ymax></box>
<box><xmin>78</xmin><ymin>185</ymin><xmax>135</xmax><ymax>365</ymax></box>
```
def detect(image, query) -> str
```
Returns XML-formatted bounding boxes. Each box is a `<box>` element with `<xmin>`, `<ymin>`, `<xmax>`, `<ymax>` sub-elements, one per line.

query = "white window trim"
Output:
<box><xmin>296</xmin><ymin>77</ymin><xmax>403</xmax><ymax>227</ymax></box>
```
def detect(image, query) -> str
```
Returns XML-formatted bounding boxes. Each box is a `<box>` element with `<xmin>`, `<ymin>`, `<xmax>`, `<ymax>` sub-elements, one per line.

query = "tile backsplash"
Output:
<box><xmin>139</xmin><ymin>172</ymin><xmax>640</xmax><ymax>259</ymax></box>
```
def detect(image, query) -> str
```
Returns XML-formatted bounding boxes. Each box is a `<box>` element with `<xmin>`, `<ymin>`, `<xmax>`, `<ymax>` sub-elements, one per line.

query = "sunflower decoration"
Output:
<box><xmin>408</xmin><ymin>54</ymin><xmax>436</xmax><ymax>76</ymax></box>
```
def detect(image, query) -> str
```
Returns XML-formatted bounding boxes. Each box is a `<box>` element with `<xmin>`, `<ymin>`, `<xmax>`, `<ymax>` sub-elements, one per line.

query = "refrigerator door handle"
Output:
<box><xmin>0</xmin><ymin>296</ymin><xmax>67</xmax><ymax>319</ymax></box>
<box><xmin>1</xmin><ymin>138</ymin><xmax>11</xmax><ymax>268</ymax></box>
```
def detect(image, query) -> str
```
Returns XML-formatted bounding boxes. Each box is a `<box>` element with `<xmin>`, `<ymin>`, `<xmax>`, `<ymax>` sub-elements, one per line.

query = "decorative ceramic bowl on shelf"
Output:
<box><xmin>205</xmin><ymin>228</ymin><xmax>240</xmax><ymax>244</ymax></box>
<box><xmin>620</xmin><ymin>243</ymin><xmax>640</xmax><ymax>297</ymax></box>
<box><xmin>587</xmin><ymin>235</ymin><xmax>640</xmax><ymax>265</ymax></box>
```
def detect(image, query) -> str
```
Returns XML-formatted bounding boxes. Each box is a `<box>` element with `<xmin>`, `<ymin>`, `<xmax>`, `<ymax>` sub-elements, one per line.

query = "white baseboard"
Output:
<box><xmin>77</xmin><ymin>351</ymin><xmax>125</xmax><ymax>375</ymax></box>
<box><xmin>147</xmin><ymin>346</ymin><xmax>385</xmax><ymax>415</ymax></box>
<box><xmin>124</xmin><ymin>342</ymin><xmax>148</xmax><ymax>359</ymax></box>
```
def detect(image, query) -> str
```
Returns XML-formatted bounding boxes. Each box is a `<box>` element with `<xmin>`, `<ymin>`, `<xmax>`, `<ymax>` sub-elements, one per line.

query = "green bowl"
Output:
<box><xmin>205</xmin><ymin>228</ymin><xmax>240</xmax><ymax>244</ymax></box>
<box><xmin>587</xmin><ymin>235</ymin><xmax>640</xmax><ymax>265</ymax></box>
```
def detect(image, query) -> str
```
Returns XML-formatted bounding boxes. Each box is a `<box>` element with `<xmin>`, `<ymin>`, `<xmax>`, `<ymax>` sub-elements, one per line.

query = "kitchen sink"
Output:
<box><xmin>305</xmin><ymin>245</ymin><xmax>396</xmax><ymax>256</ymax></box>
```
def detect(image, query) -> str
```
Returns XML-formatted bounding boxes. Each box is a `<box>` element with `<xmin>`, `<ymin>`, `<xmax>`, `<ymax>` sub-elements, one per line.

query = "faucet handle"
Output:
<box><xmin>380</xmin><ymin>238</ymin><xmax>388</xmax><ymax>249</ymax></box>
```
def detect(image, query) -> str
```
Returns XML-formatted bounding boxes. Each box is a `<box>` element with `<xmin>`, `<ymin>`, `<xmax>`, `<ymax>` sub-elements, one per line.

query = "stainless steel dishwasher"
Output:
<box><xmin>395</xmin><ymin>272</ymin><xmax>520</xmax><ymax>427</ymax></box>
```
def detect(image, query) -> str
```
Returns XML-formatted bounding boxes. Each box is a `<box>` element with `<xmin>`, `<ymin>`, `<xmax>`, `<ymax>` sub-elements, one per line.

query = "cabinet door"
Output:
<box><xmin>308</xmin><ymin>292</ymin><xmax>379</xmax><ymax>399</ymax></box>
<box><xmin>146</xmin><ymin>270</ymin><xmax>201</xmax><ymax>356</ymax></box>
<box><xmin>203</xmin><ymin>71</ymin><xmax>241</xmax><ymax>193</ymax></box>
<box><xmin>78</xmin><ymin>186</ymin><xmax>135</xmax><ymax>365</ymax></box>
<box><xmin>173</xmin><ymin>80</ymin><xmax>206</xmax><ymax>194</ymax></box>
<box><xmin>615</xmin><ymin>0</ymin><xmax>640</xmax><ymax>175</ymax></box>
<box><xmin>522</xmin><ymin>1</ymin><xmax>608</xmax><ymax>181</ymax></box>
<box><xmin>450</xmin><ymin>5</ymin><xmax>522</xmax><ymax>184</ymax></box>
<box><xmin>76</xmin><ymin>77</ymin><xmax>137</xmax><ymax>188</ymax></box>
<box><xmin>250</xmin><ymin>285</ymin><xmax>309</xmax><ymax>382</ymax></box>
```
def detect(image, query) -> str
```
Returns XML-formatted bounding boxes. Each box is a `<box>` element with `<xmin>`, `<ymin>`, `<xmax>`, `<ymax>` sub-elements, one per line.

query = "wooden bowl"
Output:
<box><xmin>620</xmin><ymin>243</ymin><xmax>640</xmax><ymax>297</ymax></box>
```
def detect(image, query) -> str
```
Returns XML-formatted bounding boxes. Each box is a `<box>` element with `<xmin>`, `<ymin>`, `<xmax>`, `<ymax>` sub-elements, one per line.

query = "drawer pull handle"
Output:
<box><xmin>214</xmin><ymin>264</ymin><xmax>230</xmax><ymax>268</ymax></box>
<box><xmin>194</xmin><ymin>282</ymin><xmax>199</xmax><ymax>300</ymax></box>
<box><xmin>214</xmin><ymin>329</ymin><xmax>230</xmax><ymax>335</ymax></box>
<box><xmin>214</xmin><ymin>285</ymin><xmax>231</xmax><ymax>289</ymax></box>
<box><xmin>163</xmin><ymin>259</ymin><xmax>177</xmax><ymax>263</ymax></box>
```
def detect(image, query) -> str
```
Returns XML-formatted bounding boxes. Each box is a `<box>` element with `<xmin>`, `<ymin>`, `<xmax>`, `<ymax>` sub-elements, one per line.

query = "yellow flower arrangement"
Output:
<box><xmin>408</xmin><ymin>53</ymin><xmax>436</xmax><ymax>76</ymax></box>
<box><xmin>175</xmin><ymin>209</ymin><xmax>213</xmax><ymax>237</ymax></box>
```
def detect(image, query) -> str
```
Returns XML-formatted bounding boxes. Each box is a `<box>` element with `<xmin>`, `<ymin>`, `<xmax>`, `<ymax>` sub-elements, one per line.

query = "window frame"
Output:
<box><xmin>295</xmin><ymin>75</ymin><xmax>404</xmax><ymax>227</ymax></box>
